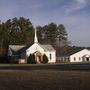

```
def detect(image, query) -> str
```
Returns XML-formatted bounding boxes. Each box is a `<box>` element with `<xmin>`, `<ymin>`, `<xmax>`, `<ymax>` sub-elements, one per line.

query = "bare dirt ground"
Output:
<box><xmin>0</xmin><ymin>69</ymin><xmax>90</xmax><ymax>90</ymax></box>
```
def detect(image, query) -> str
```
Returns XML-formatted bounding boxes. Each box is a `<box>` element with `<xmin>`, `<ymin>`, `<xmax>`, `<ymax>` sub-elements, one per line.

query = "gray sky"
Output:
<box><xmin>0</xmin><ymin>0</ymin><xmax>90</xmax><ymax>46</ymax></box>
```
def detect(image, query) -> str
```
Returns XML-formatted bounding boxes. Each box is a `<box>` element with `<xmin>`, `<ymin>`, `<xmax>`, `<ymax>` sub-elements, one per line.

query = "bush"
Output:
<box><xmin>41</xmin><ymin>54</ymin><xmax>48</xmax><ymax>63</ymax></box>
<box><xmin>27</xmin><ymin>54</ymin><xmax>36</xmax><ymax>64</ymax></box>
<box><xmin>0</xmin><ymin>56</ymin><xmax>8</xmax><ymax>63</ymax></box>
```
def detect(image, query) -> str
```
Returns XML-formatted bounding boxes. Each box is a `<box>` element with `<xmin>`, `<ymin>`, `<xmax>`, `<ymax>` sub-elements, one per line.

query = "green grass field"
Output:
<box><xmin>0</xmin><ymin>70</ymin><xmax>90</xmax><ymax>90</ymax></box>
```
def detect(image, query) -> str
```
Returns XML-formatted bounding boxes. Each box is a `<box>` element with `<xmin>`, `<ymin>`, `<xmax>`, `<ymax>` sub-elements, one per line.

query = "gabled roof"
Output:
<box><xmin>39</xmin><ymin>44</ymin><xmax>55</xmax><ymax>51</ymax></box>
<box><xmin>9</xmin><ymin>45</ymin><xmax>28</xmax><ymax>55</ymax></box>
<box><xmin>9</xmin><ymin>45</ymin><xmax>25</xmax><ymax>52</ymax></box>
<box><xmin>70</xmin><ymin>49</ymin><xmax>90</xmax><ymax>56</ymax></box>
<box><xmin>82</xmin><ymin>54</ymin><xmax>90</xmax><ymax>57</ymax></box>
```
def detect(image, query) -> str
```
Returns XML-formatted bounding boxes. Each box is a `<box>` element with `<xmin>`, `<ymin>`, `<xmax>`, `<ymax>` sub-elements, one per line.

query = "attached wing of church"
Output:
<box><xmin>8</xmin><ymin>29</ymin><xmax>56</xmax><ymax>64</ymax></box>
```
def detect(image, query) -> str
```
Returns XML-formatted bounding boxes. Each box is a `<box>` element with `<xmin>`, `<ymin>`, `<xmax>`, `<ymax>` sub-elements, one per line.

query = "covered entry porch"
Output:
<box><xmin>82</xmin><ymin>55</ymin><xmax>90</xmax><ymax>62</ymax></box>
<box><xmin>34</xmin><ymin>51</ymin><xmax>43</xmax><ymax>63</ymax></box>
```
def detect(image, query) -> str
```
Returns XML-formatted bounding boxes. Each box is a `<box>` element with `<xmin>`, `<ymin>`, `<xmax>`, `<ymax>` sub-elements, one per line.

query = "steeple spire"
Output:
<box><xmin>34</xmin><ymin>28</ymin><xmax>38</xmax><ymax>43</ymax></box>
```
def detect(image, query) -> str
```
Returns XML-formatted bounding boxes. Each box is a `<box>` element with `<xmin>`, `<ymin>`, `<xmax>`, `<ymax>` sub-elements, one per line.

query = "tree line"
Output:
<box><xmin>0</xmin><ymin>17</ymin><xmax>68</xmax><ymax>55</ymax></box>
<box><xmin>0</xmin><ymin>17</ymin><xmax>89</xmax><ymax>57</ymax></box>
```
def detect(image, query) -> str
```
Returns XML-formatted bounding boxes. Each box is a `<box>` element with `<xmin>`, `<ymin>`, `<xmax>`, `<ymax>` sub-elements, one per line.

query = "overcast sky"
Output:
<box><xmin>0</xmin><ymin>0</ymin><xmax>90</xmax><ymax>46</ymax></box>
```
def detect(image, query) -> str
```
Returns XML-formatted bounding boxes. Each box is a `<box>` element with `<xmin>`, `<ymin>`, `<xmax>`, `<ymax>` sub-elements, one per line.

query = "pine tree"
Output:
<box><xmin>41</xmin><ymin>54</ymin><xmax>48</xmax><ymax>63</ymax></box>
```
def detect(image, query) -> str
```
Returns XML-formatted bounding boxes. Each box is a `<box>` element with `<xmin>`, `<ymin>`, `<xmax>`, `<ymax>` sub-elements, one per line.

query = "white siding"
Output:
<box><xmin>26</xmin><ymin>43</ymin><xmax>56</xmax><ymax>63</ymax></box>
<box><xmin>44</xmin><ymin>51</ymin><xmax>56</xmax><ymax>63</ymax></box>
<box><xmin>70</xmin><ymin>49</ymin><xmax>90</xmax><ymax>62</ymax></box>
<box><xmin>26</xmin><ymin>43</ymin><xmax>44</xmax><ymax>57</ymax></box>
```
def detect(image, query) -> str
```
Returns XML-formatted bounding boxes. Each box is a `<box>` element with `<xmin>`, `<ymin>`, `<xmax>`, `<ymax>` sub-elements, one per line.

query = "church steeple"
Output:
<box><xmin>34</xmin><ymin>28</ymin><xmax>38</xmax><ymax>43</ymax></box>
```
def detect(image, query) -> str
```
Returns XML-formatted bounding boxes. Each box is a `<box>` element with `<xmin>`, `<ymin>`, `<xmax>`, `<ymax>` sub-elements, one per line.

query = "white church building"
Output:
<box><xmin>26</xmin><ymin>29</ymin><xmax>56</xmax><ymax>63</ymax></box>
<box><xmin>70</xmin><ymin>49</ymin><xmax>90</xmax><ymax>62</ymax></box>
<box><xmin>8</xmin><ymin>29</ymin><xmax>56</xmax><ymax>64</ymax></box>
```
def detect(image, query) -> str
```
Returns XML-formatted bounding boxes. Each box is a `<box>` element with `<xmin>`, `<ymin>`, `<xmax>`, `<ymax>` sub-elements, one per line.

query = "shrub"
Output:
<box><xmin>41</xmin><ymin>54</ymin><xmax>48</xmax><ymax>63</ymax></box>
<box><xmin>27</xmin><ymin>54</ymin><xmax>36</xmax><ymax>64</ymax></box>
<box><xmin>0</xmin><ymin>56</ymin><xmax>8</xmax><ymax>63</ymax></box>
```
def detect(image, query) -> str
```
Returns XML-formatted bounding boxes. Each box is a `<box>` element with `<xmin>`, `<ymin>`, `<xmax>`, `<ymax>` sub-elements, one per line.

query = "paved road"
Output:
<box><xmin>0</xmin><ymin>63</ymin><xmax>90</xmax><ymax>70</ymax></box>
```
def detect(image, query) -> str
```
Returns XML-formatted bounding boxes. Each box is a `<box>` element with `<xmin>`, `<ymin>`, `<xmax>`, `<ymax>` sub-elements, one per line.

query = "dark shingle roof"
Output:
<box><xmin>9</xmin><ymin>45</ymin><xmax>25</xmax><ymax>52</ymax></box>
<box><xmin>9</xmin><ymin>45</ymin><xmax>27</xmax><ymax>55</ymax></box>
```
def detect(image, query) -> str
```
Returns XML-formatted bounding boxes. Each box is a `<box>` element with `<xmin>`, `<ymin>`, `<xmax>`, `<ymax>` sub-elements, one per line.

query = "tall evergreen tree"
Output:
<box><xmin>0</xmin><ymin>17</ymin><xmax>34</xmax><ymax>55</ymax></box>
<box><xmin>57</xmin><ymin>24</ymin><xmax>68</xmax><ymax>47</ymax></box>
<box><xmin>9</xmin><ymin>17</ymin><xmax>34</xmax><ymax>45</ymax></box>
<box><xmin>47</xmin><ymin>23</ymin><xmax>57</xmax><ymax>45</ymax></box>
<box><xmin>57</xmin><ymin>24</ymin><xmax>68</xmax><ymax>55</ymax></box>
<box><xmin>37</xmin><ymin>23</ymin><xmax>58</xmax><ymax>46</ymax></box>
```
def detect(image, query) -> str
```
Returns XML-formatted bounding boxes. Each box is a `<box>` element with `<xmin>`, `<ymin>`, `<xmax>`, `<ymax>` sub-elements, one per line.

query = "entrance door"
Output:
<box><xmin>86</xmin><ymin>57</ymin><xmax>89</xmax><ymax>62</ymax></box>
<box><xmin>34</xmin><ymin>51</ymin><xmax>42</xmax><ymax>63</ymax></box>
<box><xmin>82</xmin><ymin>55</ymin><xmax>90</xmax><ymax>62</ymax></box>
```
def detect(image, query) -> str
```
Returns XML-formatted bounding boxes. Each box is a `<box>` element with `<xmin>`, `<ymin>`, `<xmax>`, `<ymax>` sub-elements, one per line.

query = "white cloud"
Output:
<box><xmin>64</xmin><ymin>0</ymin><xmax>88</xmax><ymax>14</ymax></box>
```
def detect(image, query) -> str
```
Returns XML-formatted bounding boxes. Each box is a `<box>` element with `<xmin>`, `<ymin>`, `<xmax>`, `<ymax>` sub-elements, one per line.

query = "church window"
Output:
<box><xmin>79</xmin><ymin>57</ymin><xmax>81</xmax><ymax>60</ymax></box>
<box><xmin>74</xmin><ymin>57</ymin><xmax>76</xmax><ymax>61</ymax></box>
<box><xmin>50</xmin><ymin>54</ymin><xmax>52</xmax><ymax>60</ymax></box>
<box><xmin>67</xmin><ymin>57</ymin><xmax>70</xmax><ymax>61</ymax></box>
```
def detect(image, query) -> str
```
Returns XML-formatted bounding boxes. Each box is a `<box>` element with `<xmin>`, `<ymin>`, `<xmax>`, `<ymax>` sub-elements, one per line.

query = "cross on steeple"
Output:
<box><xmin>34</xmin><ymin>28</ymin><xmax>38</xmax><ymax>43</ymax></box>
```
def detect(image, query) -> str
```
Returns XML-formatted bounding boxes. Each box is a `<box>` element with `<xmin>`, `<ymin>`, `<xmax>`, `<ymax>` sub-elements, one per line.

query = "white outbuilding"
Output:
<box><xmin>70</xmin><ymin>49</ymin><xmax>90</xmax><ymax>62</ymax></box>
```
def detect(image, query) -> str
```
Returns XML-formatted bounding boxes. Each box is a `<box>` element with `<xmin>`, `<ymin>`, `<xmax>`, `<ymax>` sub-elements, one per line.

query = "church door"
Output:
<box><xmin>34</xmin><ymin>51</ymin><xmax>42</xmax><ymax>63</ymax></box>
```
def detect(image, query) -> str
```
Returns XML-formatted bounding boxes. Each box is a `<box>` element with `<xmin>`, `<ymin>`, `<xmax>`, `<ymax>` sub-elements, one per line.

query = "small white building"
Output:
<box><xmin>8</xmin><ymin>29</ymin><xmax>56</xmax><ymax>63</ymax></box>
<box><xmin>70</xmin><ymin>49</ymin><xmax>90</xmax><ymax>62</ymax></box>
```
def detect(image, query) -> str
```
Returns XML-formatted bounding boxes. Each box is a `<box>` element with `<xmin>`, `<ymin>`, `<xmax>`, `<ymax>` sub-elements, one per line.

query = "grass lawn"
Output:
<box><xmin>0</xmin><ymin>70</ymin><xmax>90</xmax><ymax>90</ymax></box>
